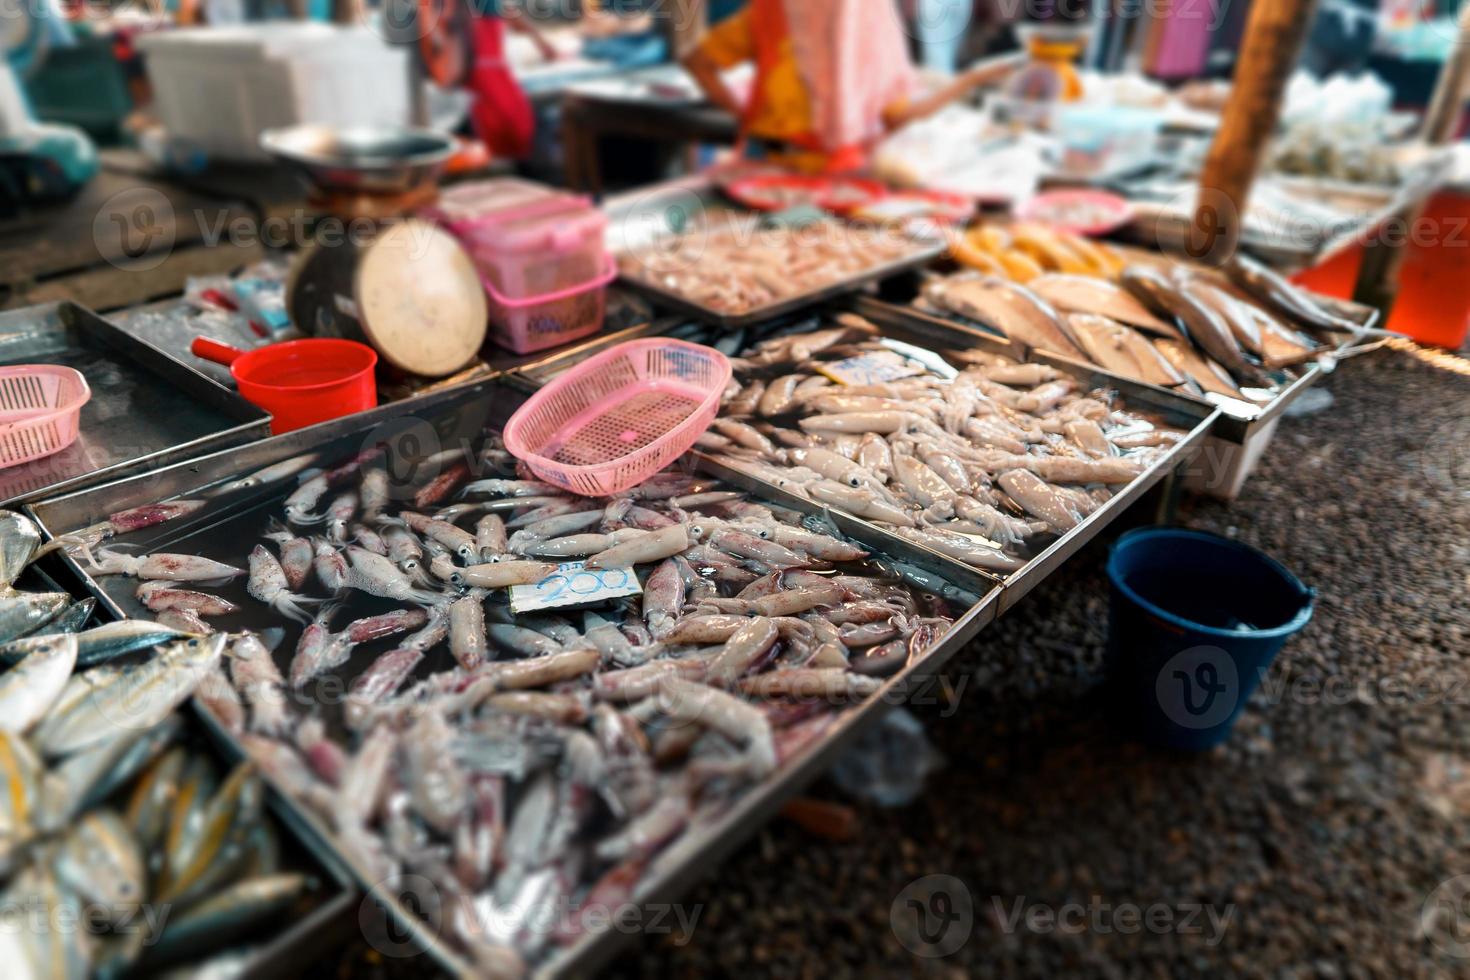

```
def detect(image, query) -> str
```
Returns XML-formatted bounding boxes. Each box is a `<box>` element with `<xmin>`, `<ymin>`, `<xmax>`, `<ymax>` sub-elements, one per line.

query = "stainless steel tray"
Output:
<box><xmin>184</xmin><ymin>706</ymin><xmax>361</xmax><ymax>980</ymax></box>
<box><xmin>0</xmin><ymin>302</ymin><xmax>271</xmax><ymax>507</ymax></box>
<box><xmin>3</xmin><ymin>572</ymin><xmax>356</xmax><ymax>972</ymax></box>
<box><xmin>508</xmin><ymin>307</ymin><xmax>1219</xmax><ymax>612</ymax></box>
<box><xmin>851</xmin><ymin>274</ymin><xmax>1381</xmax><ymax>445</ymax></box>
<box><xmin>605</xmin><ymin>174</ymin><xmax>946</xmax><ymax>329</ymax></box>
<box><xmin>28</xmin><ymin>378</ymin><xmax>1003</xmax><ymax>979</ymax></box>
<box><xmin>618</xmin><ymin>235</ymin><xmax>946</xmax><ymax>330</ymax></box>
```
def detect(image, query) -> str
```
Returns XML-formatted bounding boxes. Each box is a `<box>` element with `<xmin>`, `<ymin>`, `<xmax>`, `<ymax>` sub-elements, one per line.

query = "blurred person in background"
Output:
<box><xmin>681</xmin><ymin>0</ymin><xmax>1010</xmax><ymax>172</ymax></box>
<box><xmin>466</xmin><ymin>0</ymin><xmax>559</xmax><ymax>160</ymax></box>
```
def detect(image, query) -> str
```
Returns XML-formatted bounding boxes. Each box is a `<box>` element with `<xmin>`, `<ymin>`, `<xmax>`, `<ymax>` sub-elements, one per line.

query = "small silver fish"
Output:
<box><xmin>0</xmin><ymin>591</ymin><xmax>69</xmax><ymax>643</ymax></box>
<box><xmin>0</xmin><ymin>510</ymin><xmax>42</xmax><ymax>587</ymax></box>
<box><xmin>34</xmin><ymin>634</ymin><xmax>226</xmax><ymax>758</ymax></box>
<box><xmin>0</xmin><ymin>633</ymin><xmax>78</xmax><ymax>734</ymax></box>
<box><xmin>53</xmin><ymin>809</ymin><xmax>145</xmax><ymax>921</ymax></box>
<box><xmin>40</xmin><ymin>599</ymin><xmax>96</xmax><ymax>635</ymax></box>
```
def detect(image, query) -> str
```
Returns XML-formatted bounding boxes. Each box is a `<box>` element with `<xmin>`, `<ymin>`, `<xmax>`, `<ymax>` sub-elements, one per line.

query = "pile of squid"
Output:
<box><xmin>699</xmin><ymin>317</ymin><xmax>1188</xmax><ymax>574</ymax></box>
<box><xmin>931</xmin><ymin>229</ymin><xmax>1362</xmax><ymax>402</ymax></box>
<box><xmin>61</xmin><ymin>439</ymin><xmax>956</xmax><ymax>976</ymax></box>
<box><xmin>620</xmin><ymin>218</ymin><xmax>930</xmax><ymax>316</ymax></box>
<box><xmin>0</xmin><ymin>513</ymin><xmax>315</xmax><ymax>979</ymax></box>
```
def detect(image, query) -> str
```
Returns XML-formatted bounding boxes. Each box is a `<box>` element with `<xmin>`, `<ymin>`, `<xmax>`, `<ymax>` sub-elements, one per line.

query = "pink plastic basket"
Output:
<box><xmin>0</xmin><ymin>365</ymin><xmax>91</xmax><ymax>469</ymax></box>
<box><xmin>503</xmin><ymin>339</ymin><xmax>732</xmax><ymax>497</ymax></box>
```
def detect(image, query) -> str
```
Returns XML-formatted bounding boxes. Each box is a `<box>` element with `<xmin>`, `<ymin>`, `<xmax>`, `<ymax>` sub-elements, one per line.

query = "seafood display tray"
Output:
<box><xmin>28</xmin><ymin>378</ymin><xmax>1005</xmax><ymax>979</ymax></box>
<box><xmin>850</xmin><ymin>280</ymin><xmax>1382</xmax><ymax>446</ymax></box>
<box><xmin>178</xmin><ymin>705</ymin><xmax>362</xmax><ymax>977</ymax></box>
<box><xmin>0</xmin><ymin>302</ymin><xmax>271</xmax><ymax>508</ymax></box>
<box><xmin>618</xmin><ymin>237</ymin><xmax>946</xmax><ymax>330</ymax></box>
<box><xmin>0</xmin><ymin>573</ymin><xmax>358</xmax><ymax>978</ymax></box>
<box><xmin>604</xmin><ymin>172</ymin><xmax>947</xmax><ymax>330</ymax></box>
<box><xmin>508</xmin><ymin>306</ymin><xmax>1220</xmax><ymax>613</ymax></box>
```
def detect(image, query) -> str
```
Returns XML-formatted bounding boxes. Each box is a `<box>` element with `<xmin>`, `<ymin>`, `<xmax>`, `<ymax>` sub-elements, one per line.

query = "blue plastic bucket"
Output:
<box><xmin>1104</xmin><ymin>527</ymin><xmax>1314</xmax><ymax>751</ymax></box>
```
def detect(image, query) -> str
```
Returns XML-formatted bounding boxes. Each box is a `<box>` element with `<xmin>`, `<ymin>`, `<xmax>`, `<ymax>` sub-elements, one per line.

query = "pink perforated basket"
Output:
<box><xmin>503</xmin><ymin>339</ymin><xmax>732</xmax><ymax>497</ymax></box>
<box><xmin>0</xmin><ymin>365</ymin><xmax>90</xmax><ymax>469</ymax></box>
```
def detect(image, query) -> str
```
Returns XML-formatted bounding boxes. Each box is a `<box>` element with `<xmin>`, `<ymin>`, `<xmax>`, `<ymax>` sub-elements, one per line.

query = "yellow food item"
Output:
<box><xmin>1066</xmin><ymin>235</ymin><xmax>1126</xmax><ymax>279</ymax></box>
<box><xmin>1009</xmin><ymin>224</ymin><xmax>1094</xmax><ymax>274</ymax></box>
<box><xmin>994</xmin><ymin>248</ymin><xmax>1046</xmax><ymax>283</ymax></box>
<box><xmin>970</xmin><ymin>226</ymin><xmax>1013</xmax><ymax>254</ymax></box>
<box><xmin>949</xmin><ymin>234</ymin><xmax>1008</xmax><ymax>276</ymax></box>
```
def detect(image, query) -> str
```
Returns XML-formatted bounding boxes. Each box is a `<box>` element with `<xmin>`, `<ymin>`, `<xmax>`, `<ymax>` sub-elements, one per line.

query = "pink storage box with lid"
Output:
<box><xmin>424</xmin><ymin>179</ymin><xmax>614</xmax><ymax>355</ymax></box>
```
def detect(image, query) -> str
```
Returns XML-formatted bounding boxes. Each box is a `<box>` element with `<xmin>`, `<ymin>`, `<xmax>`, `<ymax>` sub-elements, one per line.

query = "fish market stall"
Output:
<box><xmin>4</xmin><ymin>0</ymin><xmax>1467</xmax><ymax>972</ymax></box>
<box><xmin>29</xmin><ymin>377</ymin><xmax>1003</xmax><ymax>976</ymax></box>
<box><xmin>866</xmin><ymin>222</ymin><xmax>1384</xmax><ymax>497</ymax></box>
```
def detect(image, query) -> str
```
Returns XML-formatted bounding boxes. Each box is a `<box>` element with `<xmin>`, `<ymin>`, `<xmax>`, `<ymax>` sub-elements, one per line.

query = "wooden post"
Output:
<box><xmin>1189</xmin><ymin>0</ymin><xmax>1320</xmax><ymax>266</ymax></box>
<box><xmin>1420</xmin><ymin>2</ymin><xmax>1470</xmax><ymax>145</ymax></box>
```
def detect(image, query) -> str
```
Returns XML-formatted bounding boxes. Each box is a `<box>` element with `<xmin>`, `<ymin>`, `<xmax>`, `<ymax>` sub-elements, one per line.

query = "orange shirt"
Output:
<box><xmin>699</xmin><ymin>8</ymin><xmax>814</xmax><ymax>147</ymax></box>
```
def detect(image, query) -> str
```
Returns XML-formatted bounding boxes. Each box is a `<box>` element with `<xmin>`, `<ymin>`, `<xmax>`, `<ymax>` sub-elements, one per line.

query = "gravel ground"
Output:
<box><xmin>333</xmin><ymin>345</ymin><xmax>1470</xmax><ymax>979</ymax></box>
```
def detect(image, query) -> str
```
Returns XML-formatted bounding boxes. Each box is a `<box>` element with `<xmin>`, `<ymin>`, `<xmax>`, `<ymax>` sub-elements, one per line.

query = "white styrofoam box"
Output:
<box><xmin>138</xmin><ymin>24</ymin><xmax>410</xmax><ymax>161</ymax></box>
<box><xmin>1185</xmin><ymin>416</ymin><xmax>1283</xmax><ymax>502</ymax></box>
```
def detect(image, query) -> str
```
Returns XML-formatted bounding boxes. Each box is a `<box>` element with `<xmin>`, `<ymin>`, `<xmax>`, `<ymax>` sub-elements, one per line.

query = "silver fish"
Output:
<box><xmin>124</xmin><ymin>744</ymin><xmax>187</xmax><ymax>850</ymax></box>
<box><xmin>0</xmin><ymin>591</ymin><xmax>69</xmax><ymax>643</ymax></box>
<box><xmin>53</xmin><ymin>809</ymin><xmax>145</xmax><ymax>921</ymax></box>
<box><xmin>42</xmin><ymin>599</ymin><xmax>96</xmax><ymax>635</ymax></box>
<box><xmin>69</xmin><ymin>620</ymin><xmax>197</xmax><ymax>667</ymax></box>
<box><xmin>43</xmin><ymin>715</ymin><xmax>181</xmax><ymax>830</ymax></box>
<box><xmin>220</xmin><ymin>453</ymin><xmax>317</xmax><ymax>493</ymax></box>
<box><xmin>34</xmin><ymin>634</ymin><xmax>225</xmax><ymax>758</ymax></box>
<box><xmin>0</xmin><ymin>510</ymin><xmax>42</xmax><ymax>587</ymax></box>
<box><xmin>147</xmin><ymin>873</ymin><xmax>308</xmax><ymax>966</ymax></box>
<box><xmin>0</xmin><ymin>730</ymin><xmax>45</xmax><ymax>874</ymax></box>
<box><xmin>9</xmin><ymin>862</ymin><xmax>92</xmax><ymax>979</ymax></box>
<box><xmin>0</xmin><ymin>633</ymin><xmax>78</xmax><ymax>734</ymax></box>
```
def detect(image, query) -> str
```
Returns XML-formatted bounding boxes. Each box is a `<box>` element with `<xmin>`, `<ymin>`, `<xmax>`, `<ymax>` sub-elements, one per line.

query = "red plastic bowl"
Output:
<box><xmin>192</xmin><ymin>337</ymin><xmax>378</xmax><ymax>434</ymax></box>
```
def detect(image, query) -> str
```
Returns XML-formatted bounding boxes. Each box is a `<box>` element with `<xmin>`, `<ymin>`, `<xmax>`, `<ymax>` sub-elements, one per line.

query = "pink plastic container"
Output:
<box><xmin>427</xmin><ymin>178</ymin><xmax>570</xmax><ymax>224</ymax></box>
<box><xmin>425</xmin><ymin>180</ymin><xmax>614</xmax><ymax>355</ymax></box>
<box><xmin>0</xmin><ymin>365</ymin><xmax>91</xmax><ymax>468</ymax></box>
<box><xmin>503</xmin><ymin>339</ymin><xmax>732</xmax><ymax>497</ymax></box>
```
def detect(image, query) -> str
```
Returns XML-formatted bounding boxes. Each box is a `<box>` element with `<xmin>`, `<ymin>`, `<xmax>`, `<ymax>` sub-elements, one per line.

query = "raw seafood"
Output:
<box><xmin>621</xmin><ymin>219</ymin><xmax>932</xmax><ymax>316</ymax></box>
<box><xmin>922</xmin><ymin>274</ymin><xmax>1087</xmax><ymax>359</ymax></box>
<box><xmin>56</xmin><ymin>431</ymin><xmax>962</xmax><ymax>973</ymax></box>
<box><xmin>707</xmin><ymin>318</ymin><xmax>1188</xmax><ymax>573</ymax></box>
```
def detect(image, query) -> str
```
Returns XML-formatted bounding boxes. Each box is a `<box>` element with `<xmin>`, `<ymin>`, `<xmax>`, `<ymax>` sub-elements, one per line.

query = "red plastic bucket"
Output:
<box><xmin>192</xmin><ymin>337</ymin><xmax>378</xmax><ymax>435</ymax></box>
